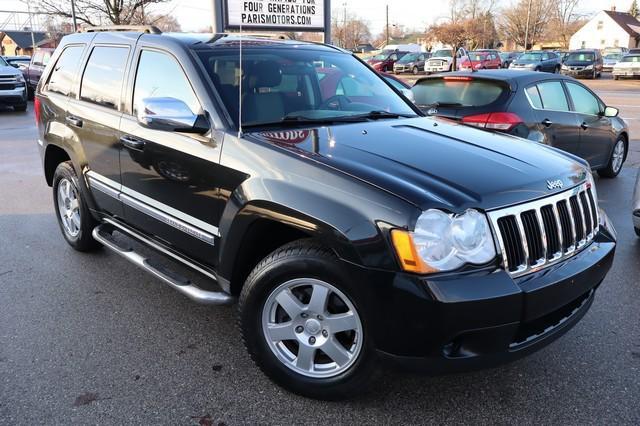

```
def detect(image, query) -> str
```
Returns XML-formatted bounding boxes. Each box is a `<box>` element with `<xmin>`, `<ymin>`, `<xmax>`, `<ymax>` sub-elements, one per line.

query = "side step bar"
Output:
<box><xmin>92</xmin><ymin>223</ymin><xmax>235</xmax><ymax>305</ymax></box>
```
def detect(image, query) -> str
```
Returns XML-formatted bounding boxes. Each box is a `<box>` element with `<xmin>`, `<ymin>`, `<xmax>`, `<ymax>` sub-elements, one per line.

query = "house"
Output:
<box><xmin>569</xmin><ymin>8</ymin><xmax>640</xmax><ymax>50</ymax></box>
<box><xmin>0</xmin><ymin>30</ymin><xmax>49</xmax><ymax>56</ymax></box>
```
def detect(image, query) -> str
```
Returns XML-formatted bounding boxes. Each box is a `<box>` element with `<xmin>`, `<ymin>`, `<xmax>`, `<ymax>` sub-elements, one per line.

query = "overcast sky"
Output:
<box><xmin>2</xmin><ymin>0</ymin><xmax>636</xmax><ymax>35</ymax></box>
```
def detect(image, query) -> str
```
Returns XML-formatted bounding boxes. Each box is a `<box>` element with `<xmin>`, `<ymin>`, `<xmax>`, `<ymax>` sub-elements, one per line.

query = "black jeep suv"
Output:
<box><xmin>35</xmin><ymin>28</ymin><xmax>616</xmax><ymax>400</ymax></box>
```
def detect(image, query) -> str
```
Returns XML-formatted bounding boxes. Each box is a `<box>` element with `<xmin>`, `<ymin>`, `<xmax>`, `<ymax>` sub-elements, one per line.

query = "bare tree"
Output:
<box><xmin>331</xmin><ymin>13</ymin><xmax>371</xmax><ymax>49</ymax></box>
<box><xmin>428</xmin><ymin>20</ymin><xmax>468</xmax><ymax>69</ymax></box>
<box><xmin>498</xmin><ymin>0</ymin><xmax>553</xmax><ymax>49</ymax></box>
<box><xmin>35</xmin><ymin>0</ymin><xmax>170</xmax><ymax>27</ymax></box>
<box><xmin>548</xmin><ymin>0</ymin><xmax>584</xmax><ymax>49</ymax></box>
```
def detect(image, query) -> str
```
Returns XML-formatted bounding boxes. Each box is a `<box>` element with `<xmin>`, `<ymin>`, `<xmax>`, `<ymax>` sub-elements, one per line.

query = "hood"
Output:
<box><xmin>0</xmin><ymin>65</ymin><xmax>21</xmax><ymax>76</ymax></box>
<box><xmin>564</xmin><ymin>60</ymin><xmax>594</xmax><ymax>66</ymax></box>
<box><xmin>513</xmin><ymin>59</ymin><xmax>539</xmax><ymax>64</ymax></box>
<box><xmin>614</xmin><ymin>61</ymin><xmax>636</xmax><ymax>68</ymax></box>
<box><xmin>429</xmin><ymin>56</ymin><xmax>452</xmax><ymax>62</ymax></box>
<box><xmin>248</xmin><ymin>117</ymin><xmax>588</xmax><ymax>212</ymax></box>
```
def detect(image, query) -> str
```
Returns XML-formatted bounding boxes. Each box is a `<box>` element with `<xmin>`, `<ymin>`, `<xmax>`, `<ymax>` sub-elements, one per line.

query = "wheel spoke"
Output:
<box><xmin>275</xmin><ymin>290</ymin><xmax>304</xmax><ymax>318</ymax></box>
<box><xmin>307</xmin><ymin>284</ymin><xmax>330</xmax><ymax>314</ymax></box>
<box><xmin>71</xmin><ymin>211</ymin><xmax>81</xmax><ymax>228</ymax></box>
<box><xmin>63</xmin><ymin>180</ymin><xmax>71</xmax><ymax>199</ymax></box>
<box><xmin>320</xmin><ymin>338</ymin><xmax>351</xmax><ymax>366</ymax></box>
<box><xmin>70</xmin><ymin>199</ymin><xmax>80</xmax><ymax>211</ymax></box>
<box><xmin>266</xmin><ymin>322</ymin><xmax>296</xmax><ymax>342</ymax></box>
<box><xmin>295</xmin><ymin>345</ymin><xmax>315</xmax><ymax>371</ymax></box>
<box><xmin>325</xmin><ymin>312</ymin><xmax>357</xmax><ymax>333</ymax></box>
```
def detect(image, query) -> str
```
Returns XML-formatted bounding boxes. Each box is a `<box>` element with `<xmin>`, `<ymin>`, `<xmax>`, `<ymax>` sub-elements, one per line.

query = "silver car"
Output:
<box><xmin>634</xmin><ymin>169</ymin><xmax>640</xmax><ymax>237</ymax></box>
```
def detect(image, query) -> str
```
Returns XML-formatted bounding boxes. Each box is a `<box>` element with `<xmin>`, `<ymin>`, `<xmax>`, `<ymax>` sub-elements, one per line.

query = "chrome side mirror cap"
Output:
<box><xmin>603</xmin><ymin>106</ymin><xmax>619</xmax><ymax>118</ymax></box>
<box><xmin>136</xmin><ymin>97</ymin><xmax>209</xmax><ymax>134</ymax></box>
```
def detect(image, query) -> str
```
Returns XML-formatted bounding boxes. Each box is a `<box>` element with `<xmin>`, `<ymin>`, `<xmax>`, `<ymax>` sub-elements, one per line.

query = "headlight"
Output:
<box><xmin>561</xmin><ymin>64</ymin><xmax>569</xmax><ymax>70</ymax></box>
<box><xmin>584</xmin><ymin>64</ymin><xmax>593</xmax><ymax>70</ymax></box>
<box><xmin>15</xmin><ymin>73</ymin><xmax>25</xmax><ymax>82</ymax></box>
<box><xmin>392</xmin><ymin>209</ymin><xmax>497</xmax><ymax>273</ymax></box>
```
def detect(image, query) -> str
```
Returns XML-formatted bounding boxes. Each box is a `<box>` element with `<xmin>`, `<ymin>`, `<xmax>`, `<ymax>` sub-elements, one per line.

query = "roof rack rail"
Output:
<box><xmin>82</xmin><ymin>25</ymin><xmax>162</xmax><ymax>34</ymax></box>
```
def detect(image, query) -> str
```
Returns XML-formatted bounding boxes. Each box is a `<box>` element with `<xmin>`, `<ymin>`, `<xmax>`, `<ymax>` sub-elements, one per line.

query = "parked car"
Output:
<box><xmin>460</xmin><ymin>51</ymin><xmax>502</xmax><ymax>70</ymax></box>
<box><xmin>23</xmin><ymin>48</ymin><xmax>53</xmax><ymax>99</ymax></box>
<box><xmin>2</xmin><ymin>55</ymin><xmax>31</xmax><ymax>69</ymax></box>
<box><xmin>633</xmin><ymin>170</ymin><xmax>640</xmax><ymax>237</ymax></box>
<box><xmin>351</xmin><ymin>43</ymin><xmax>375</xmax><ymax>54</ymax></box>
<box><xmin>36</xmin><ymin>30</ymin><xmax>616</xmax><ymax>400</ymax></box>
<box><xmin>393</xmin><ymin>52</ymin><xmax>428</xmax><ymax>74</ymax></box>
<box><xmin>366</xmin><ymin>50</ymin><xmax>407</xmax><ymax>72</ymax></box>
<box><xmin>557</xmin><ymin>50</ymin><xmax>571</xmax><ymax>63</ymax></box>
<box><xmin>499</xmin><ymin>51</ymin><xmax>521</xmax><ymax>68</ymax></box>
<box><xmin>0</xmin><ymin>55</ymin><xmax>28</xmax><ymax>111</ymax></box>
<box><xmin>612</xmin><ymin>54</ymin><xmax>640</xmax><ymax>80</ymax></box>
<box><xmin>424</xmin><ymin>47</ymin><xmax>469</xmax><ymax>73</ymax></box>
<box><xmin>510</xmin><ymin>51</ymin><xmax>561</xmax><ymax>73</ymax></box>
<box><xmin>380</xmin><ymin>72</ymin><xmax>415</xmax><ymax>102</ymax></box>
<box><xmin>560</xmin><ymin>50</ymin><xmax>603</xmax><ymax>79</ymax></box>
<box><xmin>603</xmin><ymin>53</ymin><xmax>623</xmax><ymax>72</ymax></box>
<box><xmin>411</xmin><ymin>70</ymin><xmax>628</xmax><ymax>177</ymax></box>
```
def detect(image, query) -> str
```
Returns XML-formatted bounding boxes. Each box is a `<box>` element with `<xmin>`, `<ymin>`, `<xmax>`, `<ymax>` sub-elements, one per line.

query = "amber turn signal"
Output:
<box><xmin>391</xmin><ymin>229</ymin><xmax>436</xmax><ymax>274</ymax></box>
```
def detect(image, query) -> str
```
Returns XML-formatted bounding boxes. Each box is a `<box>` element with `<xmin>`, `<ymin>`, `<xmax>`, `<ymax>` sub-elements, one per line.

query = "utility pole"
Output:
<box><xmin>26</xmin><ymin>2</ymin><xmax>36</xmax><ymax>54</ymax></box>
<box><xmin>343</xmin><ymin>2</ymin><xmax>347</xmax><ymax>48</ymax></box>
<box><xmin>523</xmin><ymin>0</ymin><xmax>532</xmax><ymax>51</ymax></box>
<box><xmin>385</xmin><ymin>4</ymin><xmax>389</xmax><ymax>47</ymax></box>
<box><xmin>210</xmin><ymin>0</ymin><xmax>223</xmax><ymax>33</ymax></box>
<box><xmin>70</xmin><ymin>0</ymin><xmax>78</xmax><ymax>32</ymax></box>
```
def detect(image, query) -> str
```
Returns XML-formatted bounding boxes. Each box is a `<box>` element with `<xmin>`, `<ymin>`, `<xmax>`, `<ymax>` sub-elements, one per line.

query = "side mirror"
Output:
<box><xmin>10</xmin><ymin>63</ymin><xmax>19</xmax><ymax>68</ymax></box>
<box><xmin>136</xmin><ymin>97</ymin><xmax>209</xmax><ymax>134</ymax></box>
<box><xmin>603</xmin><ymin>106</ymin><xmax>619</xmax><ymax>117</ymax></box>
<box><xmin>401</xmin><ymin>88</ymin><xmax>415</xmax><ymax>103</ymax></box>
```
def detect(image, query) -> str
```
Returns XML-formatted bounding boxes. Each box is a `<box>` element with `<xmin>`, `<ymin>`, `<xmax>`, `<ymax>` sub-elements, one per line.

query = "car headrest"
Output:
<box><xmin>251</xmin><ymin>61</ymin><xmax>282</xmax><ymax>88</ymax></box>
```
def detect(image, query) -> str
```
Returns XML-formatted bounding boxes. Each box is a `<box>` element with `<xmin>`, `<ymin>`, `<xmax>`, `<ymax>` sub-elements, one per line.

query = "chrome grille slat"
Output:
<box><xmin>488</xmin><ymin>182</ymin><xmax>598</xmax><ymax>278</ymax></box>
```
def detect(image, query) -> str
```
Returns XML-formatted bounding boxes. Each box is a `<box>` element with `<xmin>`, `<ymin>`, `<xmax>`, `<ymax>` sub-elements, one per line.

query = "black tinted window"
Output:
<box><xmin>536</xmin><ymin>81</ymin><xmax>569</xmax><ymax>111</ymax></box>
<box><xmin>80</xmin><ymin>46</ymin><xmax>129</xmax><ymax>109</ymax></box>
<box><xmin>412</xmin><ymin>77</ymin><xmax>506</xmax><ymax>107</ymax></box>
<box><xmin>133</xmin><ymin>50</ymin><xmax>200</xmax><ymax>115</ymax></box>
<box><xmin>47</xmin><ymin>45</ymin><xmax>84</xmax><ymax>97</ymax></box>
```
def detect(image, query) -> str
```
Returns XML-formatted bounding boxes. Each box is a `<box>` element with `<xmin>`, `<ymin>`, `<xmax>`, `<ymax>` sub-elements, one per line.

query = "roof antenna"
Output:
<box><xmin>238</xmin><ymin>19</ymin><xmax>243</xmax><ymax>138</ymax></box>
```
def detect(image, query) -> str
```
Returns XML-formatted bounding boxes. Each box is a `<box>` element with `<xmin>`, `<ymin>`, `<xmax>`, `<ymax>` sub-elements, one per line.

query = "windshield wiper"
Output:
<box><xmin>243</xmin><ymin>111</ymin><xmax>415</xmax><ymax>129</ymax></box>
<box><xmin>347</xmin><ymin>110</ymin><xmax>417</xmax><ymax>120</ymax></box>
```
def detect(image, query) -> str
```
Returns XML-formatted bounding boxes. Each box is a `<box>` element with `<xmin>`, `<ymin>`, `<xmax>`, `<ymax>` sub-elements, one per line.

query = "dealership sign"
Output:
<box><xmin>224</xmin><ymin>0</ymin><xmax>326</xmax><ymax>31</ymax></box>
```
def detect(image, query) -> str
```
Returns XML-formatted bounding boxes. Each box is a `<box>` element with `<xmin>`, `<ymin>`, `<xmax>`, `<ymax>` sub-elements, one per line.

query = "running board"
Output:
<box><xmin>92</xmin><ymin>223</ymin><xmax>235</xmax><ymax>305</ymax></box>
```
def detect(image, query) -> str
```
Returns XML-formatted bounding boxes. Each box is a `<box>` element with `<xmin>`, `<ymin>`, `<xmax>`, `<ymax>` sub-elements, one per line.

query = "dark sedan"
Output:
<box><xmin>510</xmin><ymin>51</ymin><xmax>561</xmax><ymax>73</ymax></box>
<box><xmin>411</xmin><ymin>70</ymin><xmax>629</xmax><ymax>177</ymax></box>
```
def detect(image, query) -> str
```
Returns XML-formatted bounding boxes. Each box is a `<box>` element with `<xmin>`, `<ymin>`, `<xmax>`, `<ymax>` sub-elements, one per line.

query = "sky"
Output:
<box><xmin>1</xmin><ymin>0</ymin><xmax>636</xmax><ymax>35</ymax></box>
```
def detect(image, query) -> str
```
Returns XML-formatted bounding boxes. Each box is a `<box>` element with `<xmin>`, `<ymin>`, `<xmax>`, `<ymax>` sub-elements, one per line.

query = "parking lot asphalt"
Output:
<box><xmin>1</xmin><ymin>79</ymin><xmax>639</xmax><ymax>424</ymax></box>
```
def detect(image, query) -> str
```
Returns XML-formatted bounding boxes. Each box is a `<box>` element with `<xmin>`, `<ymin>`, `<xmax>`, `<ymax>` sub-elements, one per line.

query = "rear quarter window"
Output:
<box><xmin>80</xmin><ymin>46</ymin><xmax>129</xmax><ymax>109</ymax></box>
<box><xmin>46</xmin><ymin>45</ymin><xmax>85</xmax><ymax>97</ymax></box>
<box><xmin>412</xmin><ymin>78</ymin><xmax>507</xmax><ymax>108</ymax></box>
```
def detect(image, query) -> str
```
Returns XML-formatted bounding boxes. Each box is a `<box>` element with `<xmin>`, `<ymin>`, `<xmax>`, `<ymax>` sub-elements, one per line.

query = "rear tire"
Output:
<box><xmin>238</xmin><ymin>239</ymin><xmax>377</xmax><ymax>400</ymax></box>
<box><xmin>598</xmin><ymin>137</ymin><xmax>626</xmax><ymax>178</ymax></box>
<box><xmin>52</xmin><ymin>161</ymin><xmax>101</xmax><ymax>251</ymax></box>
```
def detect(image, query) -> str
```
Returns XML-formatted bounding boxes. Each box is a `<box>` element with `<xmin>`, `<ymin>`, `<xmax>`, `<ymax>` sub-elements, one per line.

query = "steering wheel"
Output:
<box><xmin>320</xmin><ymin>95</ymin><xmax>351</xmax><ymax>110</ymax></box>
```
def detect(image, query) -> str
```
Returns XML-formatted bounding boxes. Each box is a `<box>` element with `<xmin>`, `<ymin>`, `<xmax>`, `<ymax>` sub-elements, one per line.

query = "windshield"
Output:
<box><xmin>518</xmin><ymin>53</ymin><xmax>542</xmax><ymax>61</ymax></box>
<box><xmin>196</xmin><ymin>46</ymin><xmax>416</xmax><ymax>128</ymax></box>
<box><xmin>398</xmin><ymin>53</ymin><xmax>420</xmax><ymax>63</ymax></box>
<box><xmin>621</xmin><ymin>55</ymin><xmax>640</xmax><ymax>63</ymax></box>
<box><xmin>432</xmin><ymin>49</ymin><xmax>453</xmax><ymax>58</ymax></box>
<box><xmin>604</xmin><ymin>53</ymin><xmax>622</xmax><ymax>60</ymax></box>
<box><xmin>566</xmin><ymin>52</ymin><xmax>595</xmax><ymax>62</ymax></box>
<box><xmin>469</xmin><ymin>53</ymin><xmax>488</xmax><ymax>61</ymax></box>
<box><xmin>0</xmin><ymin>57</ymin><xmax>7</xmax><ymax>66</ymax></box>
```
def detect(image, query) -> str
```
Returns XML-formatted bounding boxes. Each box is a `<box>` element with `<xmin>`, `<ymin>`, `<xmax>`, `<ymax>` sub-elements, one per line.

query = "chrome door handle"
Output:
<box><xmin>581</xmin><ymin>122</ymin><xmax>589</xmax><ymax>130</ymax></box>
<box><xmin>120</xmin><ymin>135</ymin><xmax>146</xmax><ymax>150</ymax></box>
<box><xmin>65</xmin><ymin>116</ymin><xmax>83</xmax><ymax>128</ymax></box>
<box><xmin>542</xmin><ymin>118</ymin><xmax>553</xmax><ymax>127</ymax></box>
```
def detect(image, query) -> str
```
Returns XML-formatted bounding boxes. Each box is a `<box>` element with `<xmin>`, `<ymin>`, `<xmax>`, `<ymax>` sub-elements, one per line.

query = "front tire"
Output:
<box><xmin>238</xmin><ymin>240</ymin><xmax>376</xmax><ymax>400</ymax></box>
<box><xmin>412</xmin><ymin>66</ymin><xmax>419</xmax><ymax>75</ymax></box>
<box><xmin>598</xmin><ymin>137</ymin><xmax>626</xmax><ymax>178</ymax></box>
<box><xmin>52</xmin><ymin>161</ymin><xmax>101</xmax><ymax>251</ymax></box>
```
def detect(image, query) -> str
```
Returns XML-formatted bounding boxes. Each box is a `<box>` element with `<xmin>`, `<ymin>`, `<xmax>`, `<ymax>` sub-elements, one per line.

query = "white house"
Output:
<box><xmin>569</xmin><ymin>9</ymin><xmax>640</xmax><ymax>50</ymax></box>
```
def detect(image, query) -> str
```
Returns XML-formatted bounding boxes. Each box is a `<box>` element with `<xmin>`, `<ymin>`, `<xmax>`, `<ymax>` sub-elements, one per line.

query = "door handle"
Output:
<box><xmin>581</xmin><ymin>122</ymin><xmax>589</xmax><ymax>130</ymax></box>
<box><xmin>65</xmin><ymin>116</ymin><xmax>83</xmax><ymax>128</ymax></box>
<box><xmin>542</xmin><ymin>118</ymin><xmax>553</xmax><ymax>127</ymax></box>
<box><xmin>120</xmin><ymin>135</ymin><xmax>146</xmax><ymax>150</ymax></box>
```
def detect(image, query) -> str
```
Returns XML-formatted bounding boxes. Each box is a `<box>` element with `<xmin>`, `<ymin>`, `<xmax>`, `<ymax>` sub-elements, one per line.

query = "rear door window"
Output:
<box><xmin>536</xmin><ymin>81</ymin><xmax>570</xmax><ymax>111</ymax></box>
<box><xmin>46</xmin><ymin>45</ymin><xmax>85</xmax><ymax>97</ymax></box>
<box><xmin>411</xmin><ymin>77</ymin><xmax>507</xmax><ymax>108</ymax></box>
<box><xmin>80</xmin><ymin>46</ymin><xmax>129</xmax><ymax>109</ymax></box>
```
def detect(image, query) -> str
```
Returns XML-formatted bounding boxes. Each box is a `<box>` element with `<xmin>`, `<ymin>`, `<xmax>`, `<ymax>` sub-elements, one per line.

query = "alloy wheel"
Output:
<box><xmin>612</xmin><ymin>140</ymin><xmax>625</xmax><ymax>173</ymax></box>
<box><xmin>57</xmin><ymin>178</ymin><xmax>81</xmax><ymax>237</ymax></box>
<box><xmin>261</xmin><ymin>278</ymin><xmax>363</xmax><ymax>378</ymax></box>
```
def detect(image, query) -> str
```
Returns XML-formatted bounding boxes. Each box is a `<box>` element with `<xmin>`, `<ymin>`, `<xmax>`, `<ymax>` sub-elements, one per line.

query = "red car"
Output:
<box><xmin>460</xmin><ymin>51</ymin><xmax>502</xmax><ymax>70</ymax></box>
<box><xmin>366</xmin><ymin>51</ymin><xmax>408</xmax><ymax>72</ymax></box>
